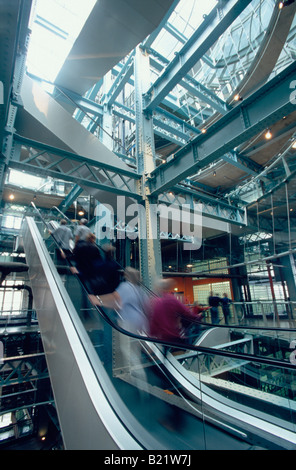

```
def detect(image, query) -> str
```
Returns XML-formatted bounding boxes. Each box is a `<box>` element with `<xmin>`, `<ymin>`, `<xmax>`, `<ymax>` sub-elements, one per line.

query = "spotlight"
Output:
<box><xmin>213</xmin><ymin>170</ymin><xmax>216</xmax><ymax>176</ymax></box>
<box><xmin>265</xmin><ymin>129</ymin><xmax>272</xmax><ymax>139</ymax></box>
<box><xmin>279</xmin><ymin>0</ymin><xmax>295</xmax><ymax>8</ymax></box>
<box><xmin>9</xmin><ymin>194</ymin><xmax>15</xmax><ymax>200</ymax></box>
<box><xmin>292</xmin><ymin>141</ymin><xmax>296</xmax><ymax>149</ymax></box>
<box><xmin>201</xmin><ymin>128</ymin><xmax>207</xmax><ymax>134</ymax></box>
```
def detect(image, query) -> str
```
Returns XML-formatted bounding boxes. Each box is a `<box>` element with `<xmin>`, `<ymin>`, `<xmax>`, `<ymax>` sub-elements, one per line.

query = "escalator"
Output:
<box><xmin>21</xmin><ymin>215</ymin><xmax>296</xmax><ymax>450</ymax></box>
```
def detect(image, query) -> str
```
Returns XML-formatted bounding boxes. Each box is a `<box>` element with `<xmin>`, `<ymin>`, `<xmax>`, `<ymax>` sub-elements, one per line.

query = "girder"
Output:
<box><xmin>148</xmin><ymin>60</ymin><xmax>296</xmax><ymax>197</ymax></box>
<box><xmin>143</xmin><ymin>0</ymin><xmax>253</xmax><ymax>113</ymax></box>
<box><xmin>0</xmin><ymin>353</ymin><xmax>49</xmax><ymax>387</ymax></box>
<box><xmin>106</xmin><ymin>52</ymin><xmax>135</xmax><ymax>107</ymax></box>
<box><xmin>58</xmin><ymin>184</ymin><xmax>83</xmax><ymax>212</ymax></box>
<box><xmin>146</xmin><ymin>46</ymin><xmax>226</xmax><ymax>119</ymax></box>
<box><xmin>11</xmin><ymin>135</ymin><xmax>142</xmax><ymax>200</ymax></box>
<box><xmin>158</xmin><ymin>185</ymin><xmax>246</xmax><ymax>225</ymax></box>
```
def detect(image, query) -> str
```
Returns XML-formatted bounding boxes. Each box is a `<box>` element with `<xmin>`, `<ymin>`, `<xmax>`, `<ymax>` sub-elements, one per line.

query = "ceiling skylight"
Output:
<box><xmin>26</xmin><ymin>0</ymin><xmax>96</xmax><ymax>83</ymax></box>
<box><xmin>151</xmin><ymin>0</ymin><xmax>217</xmax><ymax>60</ymax></box>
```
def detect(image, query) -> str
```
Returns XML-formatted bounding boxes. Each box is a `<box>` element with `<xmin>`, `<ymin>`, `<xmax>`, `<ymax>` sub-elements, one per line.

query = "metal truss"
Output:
<box><xmin>106</xmin><ymin>51</ymin><xmax>135</xmax><ymax>107</ymax></box>
<box><xmin>8</xmin><ymin>134</ymin><xmax>246</xmax><ymax>226</ymax></box>
<box><xmin>11</xmin><ymin>135</ymin><xmax>142</xmax><ymax>200</ymax></box>
<box><xmin>0</xmin><ymin>353</ymin><xmax>49</xmax><ymax>387</ymax></box>
<box><xmin>145</xmin><ymin>45</ymin><xmax>229</xmax><ymax>117</ymax></box>
<box><xmin>148</xmin><ymin>60</ymin><xmax>296</xmax><ymax>197</ymax></box>
<box><xmin>158</xmin><ymin>185</ymin><xmax>246</xmax><ymax>225</ymax></box>
<box><xmin>143</xmin><ymin>0</ymin><xmax>253</xmax><ymax>113</ymax></box>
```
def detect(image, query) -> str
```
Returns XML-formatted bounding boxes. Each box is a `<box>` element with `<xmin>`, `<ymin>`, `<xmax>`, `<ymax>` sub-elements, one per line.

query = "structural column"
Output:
<box><xmin>134</xmin><ymin>46</ymin><xmax>162</xmax><ymax>288</ymax></box>
<box><xmin>101</xmin><ymin>71</ymin><xmax>114</xmax><ymax>150</ymax></box>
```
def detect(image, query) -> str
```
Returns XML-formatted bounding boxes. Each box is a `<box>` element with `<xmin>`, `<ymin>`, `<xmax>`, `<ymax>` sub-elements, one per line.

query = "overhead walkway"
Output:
<box><xmin>55</xmin><ymin>0</ymin><xmax>176</xmax><ymax>97</ymax></box>
<box><xmin>21</xmin><ymin>215</ymin><xmax>296</xmax><ymax>450</ymax></box>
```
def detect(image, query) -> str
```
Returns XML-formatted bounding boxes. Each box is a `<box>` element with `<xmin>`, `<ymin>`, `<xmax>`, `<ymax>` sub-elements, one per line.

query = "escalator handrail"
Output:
<box><xmin>26</xmin><ymin>213</ymin><xmax>296</xmax><ymax>450</ymax></box>
<box><xmin>29</xmin><ymin>204</ymin><xmax>296</xmax><ymax>371</ymax></box>
<box><xmin>33</xmin><ymin>203</ymin><xmax>296</xmax><ymax>332</ymax></box>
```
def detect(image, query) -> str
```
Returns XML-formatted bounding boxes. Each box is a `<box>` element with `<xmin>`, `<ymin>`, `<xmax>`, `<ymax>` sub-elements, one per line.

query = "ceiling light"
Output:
<box><xmin>292</xmin><ymin>141</ymin><xmax>296</xmax><ymax>149</ymax></box>
<box><xmin>279</xmin><ymin>0</ymin><xmax>295</xmax><ymax>8</ymax></box>
<box><xmin>213</xmin><ymin>170</ymin><xmax>216</xmax><ymax>176</ymax></box>
<box><xmin>201</xmin><ymin>128</ymin><xmax>206</xmax><ymax>134</ymax></box>
<box><xmin>265</xmin><ymin>129</ymin><xmax>272</xmax><ymax>139</ymax></box>
<box><xmin>9</xmin><ymin>194</ymin><xmax>15</xmax><ymax>200</ymax></box>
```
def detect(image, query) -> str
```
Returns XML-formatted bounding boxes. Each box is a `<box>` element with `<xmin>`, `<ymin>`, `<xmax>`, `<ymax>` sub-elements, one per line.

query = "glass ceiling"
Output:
<box><xmin>26</xmin><ymin>0</ymin><xmax>96</xmax><ymax>83</ymax></box>
<box><xmin>151</xmin><ymin>0</ymin><xmax>217</xmax><ymax>61</ymax></box>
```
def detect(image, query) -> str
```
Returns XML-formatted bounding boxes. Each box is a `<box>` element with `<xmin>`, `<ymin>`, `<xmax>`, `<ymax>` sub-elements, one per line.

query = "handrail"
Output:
<box><xmin>51</xmin><ymin>206</ymin><xmax>74</xmax><ymax>224</ymax></box>
<box><xmin>29</xmin><ymin>204</ymin><xmax>296</xmax><ymax>372</ymax></box>
<box><xmin>31</xmin><ymin>201</ymin><xmax>157</xmax><ymax>296</ymax></box>
<box><xmin>36</xmin><ymin>202</ymin><xmax>296</xmax><ymax>325</ymax></box>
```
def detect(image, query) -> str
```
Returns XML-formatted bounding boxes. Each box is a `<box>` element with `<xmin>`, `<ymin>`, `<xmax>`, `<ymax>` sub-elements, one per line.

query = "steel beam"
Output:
<box><xmin>159</xmin><ymin>185</ymin><xmax>246</xmax><ymax>225</ymax></box>
<box><xmin>11</xmin><ymin>135</ymin><xmax>142</xmax><ymax>200</ymax></box>
<box><xmin>148</xmin><ymin>61</ymin><xmax>296</xmax><ymax>196</ymax></box>
<box><xmin>0</xmin><ymin>353</ymin><xmax>49</xmax><ymax>386</ymax></box>
<box><xmin>143</xmin><ymin>0</ymin><xmax>253</xmax><ymax>113</ymax></box>
<box><xmin>58</xmin><ymin>184</ymin><xmax>83</xmax><ymax>212</ymax></box>
<box><xmin>147</xmin><ymin>47</ymin><xmax>225</xmax><ymax>118</ymax></box>
<box><xmin>106</xmin><ymin>51</ymin><xmax>135</xmax><ymax>107</ymax></box>
<box><xmin>58</xmin><ymin>86</ymin><xmax>104</xmax><ymax>118</ymax></box>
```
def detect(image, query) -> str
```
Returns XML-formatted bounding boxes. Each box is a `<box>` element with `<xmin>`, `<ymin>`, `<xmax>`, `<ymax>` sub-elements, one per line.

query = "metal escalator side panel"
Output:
<box><xmin>22</xmin><ymin>216</ymin><xmax>142</xmax><ymax>450</ymax></box>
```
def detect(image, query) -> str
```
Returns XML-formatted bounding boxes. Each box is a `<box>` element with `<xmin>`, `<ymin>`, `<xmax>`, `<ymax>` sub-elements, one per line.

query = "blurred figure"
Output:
<box><xmin>116</xmin><ymin>267</ymin><xmax>148</xmax><ymax>334</ymax></box>
<box><xmin>74</xmin><ymin>218</ymin><xmax>91</xmax><ymax>246</ymax></box>
<box><xmin>183</xmin><ymin>301</ymin><xmax>210</xmax><ymax>343</ymax></box>
<box><xmin>149</xmin><ymin>279</ymin><xmax>201</xmax><ymax>344</ymax></box>
<box><xmin>208</xmin><ymin>291</ymin><xmax>222</xmax><ymax>324</ymax></box>
<box><xmin>87</xmin><ymin>243</ymin><xmax>121</xmax><ymax>309</ymax></box>
<box><xmin>72</xmin><ymin>232</ymin><xmax>102</xmax><ymax>288</ymax></box>
<box><xmin>100</xmin><ymin>244</ymin><xmax>121</xmax><ymax>295</ymax></box>
<box><xmin>149</xmin><ymin>279</ymin><xmax>195</xmax><ymax>431</ymax></box>
<box><xmin>116</xmin><ymin>268</ymin><xmax>149</xmax><ymax>398</ymax></box>
<box><xmin>221</xmin><ymin>293</ymin><xmax>232</xmax><ymax>324</ymax></box>
<box><xmin>191</xmin><ymin>301</ymin><xmax>210</xmax><ymax>321</ymax></box>
<box><xmin>71</xmin><ymin>232</ymin><xmax>104</xmax><ymax>316</ymax></box>
<box><xmin>50</xmin><ymin>219</ymin><xmax>73</xmax><ymax>264</ymax></box>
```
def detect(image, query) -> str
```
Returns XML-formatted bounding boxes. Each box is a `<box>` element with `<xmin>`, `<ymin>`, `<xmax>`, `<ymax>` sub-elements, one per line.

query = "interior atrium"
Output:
<box><xmin>1</xmin><ymin>0</ymin><xmax>296</xmax><ymax>451</ymax></box>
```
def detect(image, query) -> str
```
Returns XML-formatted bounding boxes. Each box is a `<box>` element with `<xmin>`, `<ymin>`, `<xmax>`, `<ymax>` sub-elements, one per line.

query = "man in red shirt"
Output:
<box><xmin>149</xmin><ymin>279</ymin><xmax>200</xmax><ymax>344</ymax></box>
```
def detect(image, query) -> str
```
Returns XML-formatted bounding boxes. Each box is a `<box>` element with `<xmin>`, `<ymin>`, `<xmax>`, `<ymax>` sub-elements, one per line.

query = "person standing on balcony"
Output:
<box><xmin>221</xmin><ymin>293</ymin><xmax>232</xmax><ymax>324</ymax></box>
<box><xmin>208</xmin><ymin>292</ymin><xmax>222</xmax><ymax>324</ymax></box>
